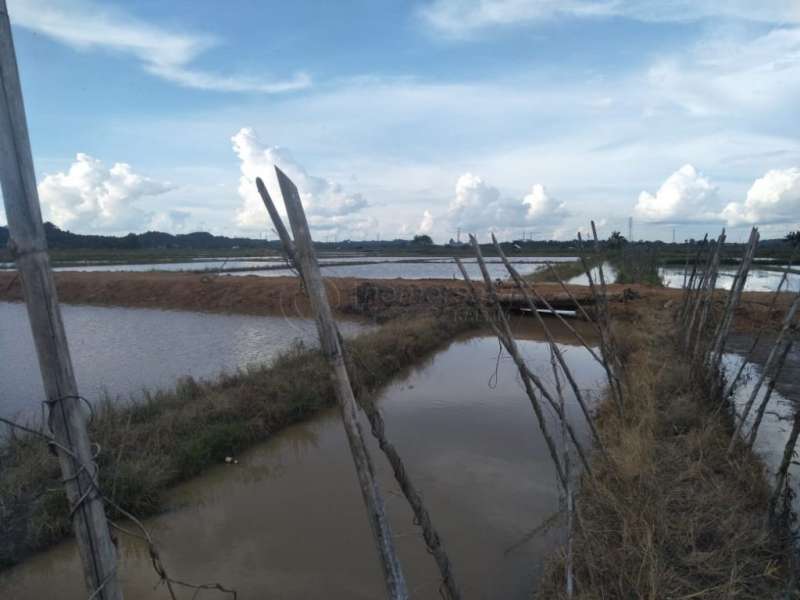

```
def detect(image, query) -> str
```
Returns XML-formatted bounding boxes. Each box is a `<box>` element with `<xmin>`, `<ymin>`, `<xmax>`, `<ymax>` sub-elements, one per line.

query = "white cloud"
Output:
<box><xmin>231</xmin><ymin>127</ymin><xmax>369</xmax><ymax>235</ymax></box>
<box><xmin>38</xmin><ymin>153</ymin><xmax>173</xmax><ymax>232</ymax></box>
<box><xmin>8</xmin><ymin>0</ymin><xmax>310</xmax><ymax>93</ymax></box>
<box><xmin>419</xmin><ymin>0</ymin><xmax>800</xmax><ymax>36</ymax></box>
<box><xmin>634</xmin><ymin>164</ymin><xmax>720</xmax><ymax>223</ymax></box>
<box><xmin>418</xmin><ymin>210</ymin><xmax>435</xmax><ymax>234</ymax></box>
<box><xmin>445</xmin><ymin>173</ymin><xmax>567</xmax><ymax>237</ymax></box>
<box><xmin>722</xmin><ymin>167</ymin><xmax>800</xmax><ymax>225</ymax></box>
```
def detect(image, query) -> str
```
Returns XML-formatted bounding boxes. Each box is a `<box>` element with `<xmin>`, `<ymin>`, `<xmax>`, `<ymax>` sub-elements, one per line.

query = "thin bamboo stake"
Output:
<box><xmin>725</xmin><ymin>249</ymin><xmax>798</xmax><ymax>398</ymax></box>
<box><xmin>770</xmin><ymin>405</ymin><xmax>800</xmax><ymax>518</ymax></box>
<box><xmin>746</xmin><ymin>341</ymin><xmax>793</xmax><ymax>449</ymax></box>
<box><xmin>492</xmin><ymin>235</ymin><xmax>606</xmax><ymax>456</ymax></box>
<box><xmin>0</xmin><ymin>3</ymin><xmax>122</xmax><ymax>598</ymax></box>
<box><xmin>455</xmin><ymin>254</ymin><xmax>569</xmax><ymax>488</ymax></box>
<box><xmin>683</xmin><ymin>233</ymin><xmax>721</xmax><ymax>349</ymax></box>
<box><xmin>267</xmin><ymin>167</ymin><xmax>408</xmax><ymax>599</ymax></box>
<box><xmin>678</xmin><ymin>234</ymin><xmax>708</xmax><ymax>324</ymax></box>
<box><xmin>709</xmin><ymin>228</ymin><xmax>758</xmax><ymax>372</ymax></box>
<box><xmin>260</xmin><ymin>177</ymin><xmax>461</xmax><ymax>599</ymax></box>
<box><xmin>728</xmin><ymin>293</ymin><xmax>800</xmax><ymax>454</ymax></box>
<box><xmin>544</xmin><ymin>262</ymin><xmax>595</xmax><ymax>325</ymax></box>
<box><xmin>577</xmin><ymin>231</ymin><xmax>624</xmax><ymax>414</ymax></box>
<box><xmin>551</xmin><ymin>351</ymin><xmax>574</xmax><ymax>598</ymax></box>
<box><xmin>692</xmin><ymin>232</ymin><xmax>725</xmax><ymax>359</ymax></box>
<box><xmin>687</xmin><ymin>231</ymin><xmax>725</xmax><ymax>356</ymax></box>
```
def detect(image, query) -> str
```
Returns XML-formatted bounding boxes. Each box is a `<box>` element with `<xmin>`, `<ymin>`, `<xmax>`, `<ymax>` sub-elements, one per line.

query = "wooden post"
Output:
<box><xmin>746</xmin><ymin>341</ymin><xmax>793</xmax><ymax>448</ymax></box>
<box><xmin>0</xmin><ymin>3</ymin><xmax>122</xmax><ymax>599</ymax></box>
<box><xmin>492</xmin><ymin>235</ymin><xmax>606</xmax><ymax>456</ymax></box>
<box><xmin>258</xmin><ymin>175</ymin><xmax>459</xmax><ymax>600</ymax></box>
<box><xmin>724</xmin><ymin>249</ymin><xmax>797</xmax><ymax>398</ymax></box>
<box><xmin>729</xmin><ymin>293</ymin><xmax>800</xmax><ymax>454</ymax></box>
<box><xmin>770</xmin><ymin>405</ymin><xmax>800</xmax><ymax>518</ymax></box>
<box><xmin>577</xmin><ymin>231</ymin><xmax>624</xmax><ymax>414</ymax></box>
<box><xmin>709</xmin><ymin>228</ymin><xmax>758</xmax><ymax>363</ymax></box>
<box><xmin>269</xmin><ymin>167</ymin><xmax>408</xmax><ymax>599</ymax></box>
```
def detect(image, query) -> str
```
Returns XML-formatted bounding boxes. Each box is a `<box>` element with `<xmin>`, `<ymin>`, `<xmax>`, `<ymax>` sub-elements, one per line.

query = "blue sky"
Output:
<box><xmin>2</xmin><ymin>0</ymin><xmax>799</xmax><ymax>242</ymax></box>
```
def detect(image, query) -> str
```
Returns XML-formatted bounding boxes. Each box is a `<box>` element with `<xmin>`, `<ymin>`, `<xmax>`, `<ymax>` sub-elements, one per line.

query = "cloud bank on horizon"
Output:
<box><xmin>0</xmin><ymin>0</ymin><xmax>798</xmax><ymax>241</ymax></box>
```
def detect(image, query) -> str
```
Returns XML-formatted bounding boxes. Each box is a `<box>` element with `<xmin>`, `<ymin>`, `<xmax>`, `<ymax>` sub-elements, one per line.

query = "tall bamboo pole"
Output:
<box><xmin>455</xmin><ymin>254</ymin><xmax>569</xmax><ymax>488</ymax></box>
<box><xmin>577</xmin><ymin>231</ymin><xmax>624</xmax><ymax>414</ymax></box>
<box><xmin>724</xmin><ymin>249</ymin><xmax>798</xmax><ymax>398</ymax></box>
<box><xmin>0</xmin><ymin>3</ymin><xmax>122</xmax><ymax>598</ymax></box>
<box><xmin>708</xmin><ymin>228</ymin><xmax>758</xmax><ymax>373</ymax></box>
<box><xmin>728</xmin><ymin>293</ymin><xmax>800</xmax><ymax>454</ymax></box>
<box><xmin>746</xmin><ymin>341</ymin><xmax>793</xmax><ymax>449</ymax></box>
<box><xmin>269</xmin><ymin>167</ymin><xmax>408</xmax><ymax>599</ymax></box>
<box><xmin>257</xmin><ymin>175</ymin><xmax>460</xmax><ymax>600</ymax></box>
<box><xmin>492</xmin><ymin>235</ymin><xmax>606</xmax><ymax>455</ymax></box>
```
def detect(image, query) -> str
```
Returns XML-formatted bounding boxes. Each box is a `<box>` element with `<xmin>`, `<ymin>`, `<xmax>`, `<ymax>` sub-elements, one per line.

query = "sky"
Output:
<box><xmin>1</xmin><ymin>0</ymin><xmax>799</xmax><ymax>242</ymax></box>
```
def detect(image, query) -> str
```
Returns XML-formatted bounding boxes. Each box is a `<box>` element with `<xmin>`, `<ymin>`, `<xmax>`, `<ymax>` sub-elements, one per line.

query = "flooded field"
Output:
<box><xmin>0</xmin><ymin>319</ymin><xmax>604</xmax><ymax>599</ymax></box>
<box><xmin>660</xmin><ymin>266</ymin><xmax>800</xmax><ymax>292</ymax></box>
<box><xmin>1</xmin><ymin>256</ymin><xmax>578</xmax><ymax>280</ymax></box>
<box><xmin>0</xmin><ymin>302</ymin><xmax>372</xmax><ymax>421</ymax></box>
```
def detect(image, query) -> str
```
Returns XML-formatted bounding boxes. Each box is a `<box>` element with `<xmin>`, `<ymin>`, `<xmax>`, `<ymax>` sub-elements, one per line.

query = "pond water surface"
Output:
<box><xmin>0</xmin><ymin>320</ymin><xmax>604</xmax><ymax>599</ymax></box>
<box><xmin>0</xmin><ymin>302</ymin><xmax>372</xmax><ymax>422</ymax></box>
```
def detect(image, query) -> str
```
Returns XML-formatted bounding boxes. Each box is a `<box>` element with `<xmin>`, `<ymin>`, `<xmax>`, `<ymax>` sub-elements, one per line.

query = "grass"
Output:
<box><xmin>0</xmin><ymin>314</ymin><xmax>476</xmax><ymax>568</ymax></box>
<box><xmin>525</xmin><ymin>259</ymin><xmax>593</xmax><ymax>284</ymax></box>
<box><xmin>537</xmin><ymin>306</ymin><xmax>791</xmax><ymax>598</ymax></box>
<box><xmin>610</xmin><ymin>247</ymin><xmax>663</xmax><ymax>286</ymax></box>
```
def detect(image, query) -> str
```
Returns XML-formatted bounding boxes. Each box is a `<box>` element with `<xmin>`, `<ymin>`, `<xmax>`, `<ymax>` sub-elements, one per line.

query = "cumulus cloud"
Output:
<box><xmin>8</xmin><ymin>0</ymin><xmax>310</xmax><ymax>93</ymax></box>
<box><xmin>38</xmin><ymin>153</ymin><xmax>173</xmax><ymax>232</ymax></box>
<box><xmin>721</xmin><ymin>167</ymin><xmax>800</xmax><ymax>226</ymax></box>
<box><xmin>634</xmin><ymin>164</ymin><xmax>720</xmax><ymax>223</ymax></box>
<box><xmin>418</xmin><ymin>210</ymin><xmax>434</xmax><ymax>234</ymax></box>
<box><xmin>231</xmin><ymin>127</ymin><xmax>369</xmax><ymax>234</ymax></box>
<box><xmin>419</xmin><ymin>0</ymin><xmax>800</xmax><ymax>36</ymax></box>
<box><xmin>446</xmin><ymin>172</ymin><xmax>567</xmax><ymax>236</ymax></box>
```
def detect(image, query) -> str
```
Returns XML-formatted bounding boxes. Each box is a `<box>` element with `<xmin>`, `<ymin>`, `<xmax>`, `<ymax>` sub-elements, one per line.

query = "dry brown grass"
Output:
<box><xmin>537</xmin><ymin>307</ymin><xmax>793</xmax><ymax>599</ymax></box>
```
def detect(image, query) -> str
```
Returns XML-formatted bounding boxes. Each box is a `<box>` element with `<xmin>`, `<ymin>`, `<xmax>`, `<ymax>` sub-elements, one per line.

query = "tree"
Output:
<box><xmin>413</xmin><ymin>234</ymin><xmax>433</xmax><ymax>245</ymax></box>
<box><xmin>607</xmin><ymin>230</ymin><xmax>627</xmax><ymax>250</ymax></box>
<box><xmin>786</xmin><ymin>231</ymin><xmax>800</xmax><ymax>247</ymax></box>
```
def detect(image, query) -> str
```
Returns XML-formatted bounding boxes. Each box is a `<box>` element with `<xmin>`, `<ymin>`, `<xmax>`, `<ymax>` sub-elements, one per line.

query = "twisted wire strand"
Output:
<box><xmin>1</xmin><ymin>396</ymin><xmax>238</xmax><ymax>600</ymax></box>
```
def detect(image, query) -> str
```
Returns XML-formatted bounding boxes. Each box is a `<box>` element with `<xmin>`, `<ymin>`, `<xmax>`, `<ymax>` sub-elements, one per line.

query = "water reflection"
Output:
<box><xmin>0</xmin><ymin>319</ymin><xmax>604</xmax><ymax>599</ymax></box>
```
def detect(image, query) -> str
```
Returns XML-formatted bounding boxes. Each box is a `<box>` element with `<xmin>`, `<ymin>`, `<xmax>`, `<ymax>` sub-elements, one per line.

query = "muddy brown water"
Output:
<box><xmin>0</xmin><ymin>319</ymin><xmax>604</xmax><ymax>599</ymax></box>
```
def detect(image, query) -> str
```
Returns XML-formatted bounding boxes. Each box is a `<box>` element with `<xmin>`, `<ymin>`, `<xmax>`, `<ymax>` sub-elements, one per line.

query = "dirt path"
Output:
<box><xmin>0</xmin><ymin>271</ymin><xmax>790</xmax><ymax>327</ymax></box>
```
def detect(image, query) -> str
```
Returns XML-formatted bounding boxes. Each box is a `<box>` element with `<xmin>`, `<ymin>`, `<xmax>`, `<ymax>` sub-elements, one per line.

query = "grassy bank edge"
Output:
<box><xmin>0</xmin><ymin>314</ymin><xmax>477</xmax><ymax>569</ymax></box>
<box><xmin>536</xmin><ymin>304</ymin><xmax>791</xmax><ymax>598</ymax></box>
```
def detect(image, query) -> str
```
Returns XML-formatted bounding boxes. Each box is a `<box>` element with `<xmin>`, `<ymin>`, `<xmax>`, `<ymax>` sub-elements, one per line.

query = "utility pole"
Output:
<box><xmin>456</xmin><ymin>227</ymin><xmax>461</xmax><ymax>243</ymax></box>
<box><xmin>0</xmin><ymin>2</ymin><xmax>122</xmax><ymax>598</ymax></box>
<box><xmin>628</xmin><ymin>216</ymin><xmax>633</xmax><ymax>242</ymax></box>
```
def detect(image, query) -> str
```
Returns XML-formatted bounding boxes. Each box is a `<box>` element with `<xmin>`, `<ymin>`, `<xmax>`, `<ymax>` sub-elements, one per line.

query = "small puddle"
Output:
<box><xmin>0</xmin><ymin>318</ymin><xmax>604</xmax><ymax>599</ymax></box>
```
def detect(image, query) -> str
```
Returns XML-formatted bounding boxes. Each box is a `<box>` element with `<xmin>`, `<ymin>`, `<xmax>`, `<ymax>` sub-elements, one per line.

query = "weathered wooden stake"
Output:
<box><xmin>258</xmin><ymin>175</ymin><xmax>460</xmax><ymax>600</ymax></box>
<box><xmin>725</xmin><ymin>250</ymin><xmax>797</xmax><ymax>398</ymax></box>
<box><xmin>746</xmin><ymin>341</ymin><xmax>793</xmax><ymax>449</ymax></box>
<box><xmin>577</xmin><ymin>231</ymin><xmax>624</xmax><ymax>415</ymax></box>
<box><xmin>0</xmin><ymin>3</ymin><xmax>122</xmax><ymax>598</ymax></box>
<box><xmin>708</xmin><ymin>228</ymin><xmax>758</xmax><ymax>374</ymax></box>
<box><xmin>492</xmin><ymin>235</ymin><xmax>606</xmax><ymax>456</ymax></box>
<box><xmin>729</xmin><ymin>293</ymin><xmax>800</xmax><ymax>454</ymax></box>
<box><xmin>770</xmin><ymin>404</ymin><xmax>800</xmax><ymax>518</ymax></box>
<box><xmin>267</xmin><ymin>167</ymin><xmax>408</xmax><ymax>599</ymax></box>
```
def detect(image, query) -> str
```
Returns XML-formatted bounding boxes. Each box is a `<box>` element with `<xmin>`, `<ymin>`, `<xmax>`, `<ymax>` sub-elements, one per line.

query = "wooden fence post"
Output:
<box><xmin>268</xmin><ymin>167</ymin><xmax>409</xmax><ymax>599</ymax></box>
<box><xmin>0</xmin><ymin>2</ymin><xmax>122</xmax><ymax>598</ymax></box>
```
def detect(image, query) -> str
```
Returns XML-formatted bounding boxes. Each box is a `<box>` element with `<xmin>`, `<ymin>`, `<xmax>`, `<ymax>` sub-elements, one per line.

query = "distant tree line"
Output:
<box><xmin>0</xmin><ymin>223</ymin><xmax>270</xmax><ymax>251</ymax></box>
